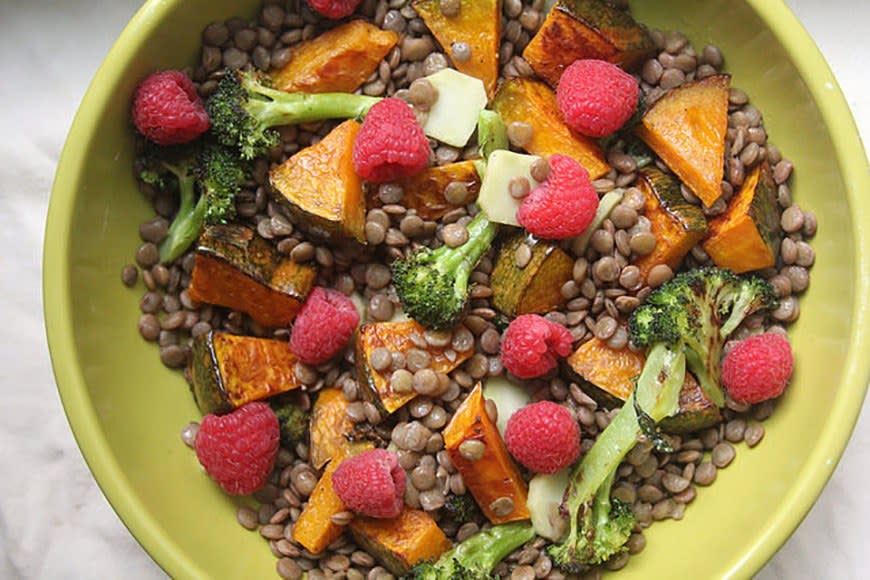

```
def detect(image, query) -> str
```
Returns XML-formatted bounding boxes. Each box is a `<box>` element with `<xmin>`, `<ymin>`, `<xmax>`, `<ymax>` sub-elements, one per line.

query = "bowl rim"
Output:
<box><xmin>43</xmin><ymin>0</ymin><xmax>870</xmax><ymax>578</ymax></box>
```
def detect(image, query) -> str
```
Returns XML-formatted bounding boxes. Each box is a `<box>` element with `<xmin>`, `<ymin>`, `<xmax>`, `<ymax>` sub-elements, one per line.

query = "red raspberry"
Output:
<box><xmin>331</xmin><ymin>449</ymin><xmax>405</xmax><ymax>518</ymax></box>
<box><xmin>517</xmin><ymin>154</ymin><xmax>599</xmax><ymax>239</ymax></box>
<box><xmin>132</xmin><ymin>70</ymin><xmax>210</xmax><ymax>145</ymax></box>
<box><xmin>194</xmin><ymin>402</ymin><xmax>279</xmax><ymax>496</ymax></box>
<box><xmin>306</xmin><ymin>0</ymin><xmax>362</xmax><ymax>19</ymax></box>
<box><xmin>501</xmin><ymin>314</ymin><xmax>573</xmax><ymax>379</ymax></box>
<box><xmin>353</xmin><ymin>98</ymin><xmax>430</xmax><ymax>183</ymax></box>
<box><xmin>556</xmin><ymin>59</ymin><xmax>639</xmax><ymax>138</ymax></box>
<box><xmin>291</xmin><ymin>287</ymin><xmax>360</xmax><ymax>365</ymax></box>
<box><xmin>722</xmin><ymin>333</ymin><xmax>794</xmax><ymax>404</ymax></box>
<box><xmin>505</xmin><ymin>401</ymin><xmax>581</xmax><ymax>474</ymax></box>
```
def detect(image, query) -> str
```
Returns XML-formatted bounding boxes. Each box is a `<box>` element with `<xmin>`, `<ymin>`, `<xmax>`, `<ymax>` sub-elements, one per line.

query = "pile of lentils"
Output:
<box><xmin>121</xmin><ymin>0</ymin><xmax>816</xmax><ymax>578</ymax></box>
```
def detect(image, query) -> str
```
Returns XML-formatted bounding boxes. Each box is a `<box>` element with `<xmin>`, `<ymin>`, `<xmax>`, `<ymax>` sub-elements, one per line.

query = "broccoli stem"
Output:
<box><xmin>435</xmin><ymin>211</ymin><xmax>498</xmax><ymax>297</ymax></box>
<box><xmin>591</xmin><ymin>470</ymin><xmax>618</xmax><ymax>532</ymax></box>
<box><xmin>158</xmin><ymin>171</ymin><xmax>204</xmax><ymax>264</ymax></box>
<box><xmin>451</xmin><ymin>521</ymin><xmax>536</xmax><ymax>573</ymax></box>
<box><xmin>561</xmin><ymin>344</ymin><xmax>686</xmax><ymax>541</ymax></box>
<box><xmin>246</xmin><ymin>87</ymin><xmax>381</xmax><ymax>128</ymax></box>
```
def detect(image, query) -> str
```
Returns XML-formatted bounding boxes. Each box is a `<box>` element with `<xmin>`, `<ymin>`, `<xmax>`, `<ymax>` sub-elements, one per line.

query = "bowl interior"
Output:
<box><xmin>45</xmin><ymin>0</ymin><xmax>869</xmax><ymax>578</ymax></box>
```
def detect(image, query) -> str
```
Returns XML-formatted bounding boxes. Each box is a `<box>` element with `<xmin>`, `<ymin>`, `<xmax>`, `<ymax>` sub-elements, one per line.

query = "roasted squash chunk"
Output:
<box><xmin>703</xmin><ymin>162</ymin><xmax>781</xmax><ymax>273</ymax></box>
<box><xmin>523</xmin><ymin>0</ymin><xmax>655</xmax><ymax>87</ymax></box>
<box><xmin>444</xmin><ymin>384</ymin><xmax>530</xmax><ymax>524</ymax></box>
<box><xmin>356</xmin><ymin>321</ymin><xmax>475</xmax><ymax>414</ymax></box>
<box><xmin>189</xmin><ymin>330</ymin><xmax>303</xmax><ymax>415</ymax></box>
<box><xmin>271</xmin><ymin>20</ymin><xmax>398</xmax><ymax>94</ymax></box>
<box><xmin>309</xmin><ymin>388</ymin><xmax>356</xmax><ymax>470</ymax></box>
<box><xmin>633</xmin><ymin>168</ymin><xmax>708</xmax><ymax>282</ymax></box>
<box><xmin>293</xmin><ymin>443</ymin><xmax>373</xmax><ymax>554</ymax></box>
<box><xmin>492</xmin><ymin>79</ymin><xmax>609</xmax><ymax>179</ymax></box>
<box><xmin>367</xmin><ymin>161</ymin><xmax>481</xmax><ymax>221</ymax></box>
<box><xmin>565</xmin><ymin>338</ymin><xmax>721</xmax><ymax>433</ymax></box>
<box><xmin>635</xmin><ymin>75</ymin><xmax>731</xmax><ymax>207</ymax></box>
<box><xmin>188</xmin><ymin>225</ymin><xmax>317</xmax><ymax>328</ymax></box>
<box><xmin>349</xmin><ymin>510</ymin><xmax>452</xmax><ymax>576</ymax></box>
<box><xmin>491</xmin><ymin>233</ymin><xmax>574</xmax><ymax>316</ymax></box>
<box><xmin>413</xmin><ymin>0</ymin><xmax>501</xmax><ymax>98</ymax></box>
<box><xmin>270</xmin><ymin>119</ymin><xmax>366</xmax><ymax>242</ymax></box>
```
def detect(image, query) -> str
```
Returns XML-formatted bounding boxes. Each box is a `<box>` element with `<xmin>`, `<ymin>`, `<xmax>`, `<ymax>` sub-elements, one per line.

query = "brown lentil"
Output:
<box><xmin>744</xmin><ymin>421</ymin><xmax>765</xmax><ymax>447</ymax></box>
<box><xmin>509</xmin><ymin>176</ymin><xmax>531</xmax><ymax>199</ymax></box>
<box><xmin>507</xmin><ymin>121</ymin><xmax>534</xmax><ymax>148</ymax></box>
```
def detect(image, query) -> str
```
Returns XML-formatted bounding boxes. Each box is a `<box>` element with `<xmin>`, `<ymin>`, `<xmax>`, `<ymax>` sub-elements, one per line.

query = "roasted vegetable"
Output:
<box><xmin>137</xmin><ymin>143</ymin><xmax>247</xmax><ymax>263</ymax></box>
<box><xmin>477</xmin><ymin>109</ymin><xmax>509</xmax><ymax>159</ymax></box>
<box><xmin>293</xmin><ymin>443</ymin><xmax>374</xmax><ymax>554</ymax></box>
<box><xmin>412</xmin><ymin>0</ymin><xmax>501</xmax><ymax>98</ymax></box>
<box><xmin>443</xmin><ymin>384</ymin><xmax>530</xmax><ymax>524</ymax></box>
<box><xmin>632</xmin><ymin>168</ymin><xmax>708</xmax><ymax>282</ymax></box>
<box><xmin>355</xmin><ymin>320</ymin><xmax>474</xmax><ymax>414</ymax></box>
<box><xmin>703</xmin><ymin>162</ymin><xmax>782</xmax><ymax>273</ymax></box>
<box><xmin>443</xmin><ymin>493</ymin><xmax>480</xmax><ymax>524</ymax></box>
<box><xmin>492</xmin><ymin>78</ymin><xmax>609</xmax><ymax>179</ymax></box>
<box><xmin>565</xmin><ymin>337</ymin><xmax>721</xmax><ymax>432</ymax></box>
<box><xmin>491</xmin><ymin>233</ymin><xmax>574</xmax><ymax>317</ymax></box>
<box><xmin>410</xmin><ymin>522</ymin><xmax>535</xmax><ymax>579</ymax></box>
<box><xmin>190</xmin><ymin>330</ymin><xmax>303</xmax><ymax>415</ymax></box>
<box><xmin>635</xmin><ymin>74</ymin><xmax>731</xmax><ymax>207</ymax></box>
<box><xmin>349</xmin><ymin>509</ymin><xmax>452</xmax><ymax>576</ymax></box>
<box><xmin>206</xmin><ymin>68</ymin><xmax>380</xmax><ymax>160</ymax></box>
<box><xmin>269</xmin><ymin>393</ymin><xmax>310</xmax><ymax>448</ymax></box>
<box><xmin>187</xmin><ymin>224</ymin><xmax>317</xmax><ymax>328</ymax></box>
<box><xmin>392</xmin><ymin>211</ymin><xmax>498</xmax><ymax>329</ymax></box>
<box><xmin>523</xmin><ymin>0</ymin><xmax>655</xmax><ymax>87</ymax></box>
<box><xmin>309</xmin><ymin>388</ymin><xmax>355</xmax><ymax>469</ymax></box>
<box><xmin>271</xmin><ymin>20</ymin><xmax>398</xmax><ymax>94</ymax></box>
<box><xmin>270</xmin><ymin>119</ymin><xmax>366</xmax><ymax>242</ymax></box>
<box><xmin>367</xmin><ymin>161</ymin><xmax>481</xmax><ymax>221</ymax></box>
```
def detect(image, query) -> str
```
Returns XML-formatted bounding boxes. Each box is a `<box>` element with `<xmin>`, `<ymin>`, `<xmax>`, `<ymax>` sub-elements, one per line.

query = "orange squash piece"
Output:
<box><xmin>270</xmin><ymin>120</ymin><xmax>366</xmax><ymax>243</ymax></box>
<box><xmin>703</xmin><ymin>162</ymin><xmax>782</xmax><ymax>273</ymax></box>
<box><xmin>356</xmin><ymin>321</ymin><xmax>475</xmax><ymax>414</ymax></box>
<box><xmin>491</xmin><ymin>234</ymin><xmax>574</xmax><ymax>316</ymax></box>
<box><xmin>633</xmin><ymin>168</ymin><xmax>708</xmax><ymax>282</ymax></box>
<box><xmin>635</xmin><ymin>75</ymin><xmax>731</xmax><ymax>207</ymax></box>
<box><xmin>349</xmin><ymin>510</ymin><xmax>452</xmax><ymax>576</ymax></box>
<box><xmin>188</xmin><ymin>225</ymin><xmax>317</xmax><ymax>328</ymax></box>
<box><xmin>309</xmin><ymin>388</ymin><xmax>355</xmax><ymax>470</ymax></box>
<box><xmin>190</xmin><ymin>331</ymin><xmax>304</xmax><ymax>415</ymax></box>
<box><xmin>443</xmin><ymin>384</ymin><xmax>530</xmax><ymax>524</ymax></box>
<box><xmin>566</xmin><ymin>337</ymin><xmax>644</xmax><ymax>406</ymax></box>
<box><xmin>271</xmin><ymin>20</ymin><xmax>398</xmax><ymax>94</ymax></box>
<box><xmin>367</xmin><ymin>161</ymin><xmax>481</xmax><ymax>221</ymax></box>
<box><xmin>492</xmin><ymin>79</ymin><xmax>609</xmax><ymax>179</ymax></box>
<box><xmin>413</xmin><ymin>0</ymin><xmax>501</xmax><ymax>98</ymax></box>
<box><xmin>523</xmin><ymin>0</ymin><xmax>656</xmax><ymax>87</ymax></box>
<box><xmin>292</xmin><ymin>442</ymin><xmax>373</xmax><ymax>554</ymax></box>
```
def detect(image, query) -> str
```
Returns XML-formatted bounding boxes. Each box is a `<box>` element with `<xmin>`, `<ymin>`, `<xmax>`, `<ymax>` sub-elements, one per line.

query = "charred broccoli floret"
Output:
<box><xmin>138</xmin><ymin>143</ymin><xmax>246</xmax><ymax>263</ymax></box>
<box><xmin>443</xmin><ymin>494</ymin><xmax>480</xmax><ymax>525</ymax></box>
<box><xmin>269</xmin><ymin>395</ymin><xmax>310</xmax><ymax>448</ymax></box>
<box><xmin>392</xmin><ymin>212</ymin><xmax>498</xmax><ymax>329</ymax></box>
<box><xmin>411</xmin><ymin>522</ymin><xmax>535</xmax><ymax>580</ymax></box>
<box><xmin>206</xmin><ymin>68</ymin><xmax>381</xmax><ymax>159</ymax></box>
<box><xmin>549</xmin><ymin>267</ymin><xmax>775</xmax><ymax>572</ymax></box>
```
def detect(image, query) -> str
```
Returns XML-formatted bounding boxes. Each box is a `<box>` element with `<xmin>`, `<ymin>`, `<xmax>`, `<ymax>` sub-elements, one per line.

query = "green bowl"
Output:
<box><xmin>44</xmin><ymin>0</ymin><xmax>870</xmax><ymax>578</ymax></box>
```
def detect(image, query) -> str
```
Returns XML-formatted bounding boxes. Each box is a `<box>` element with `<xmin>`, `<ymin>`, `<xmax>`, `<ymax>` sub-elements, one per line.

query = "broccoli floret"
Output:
<box><xmin>269</xmin><ymin>396</ymin><xmax>310</xmax><ymax>448</ymax></box>
<box><xmin>411</xmin><ymin>522</ymin><xmax>535</xmax><ymax>580</ymax></box>
<box><xmin>207</xmin><ymin>69</ymin><xmax>381</xmax><ymax>160</ymax></box>
<box><xmin>629</xmin><ymin>267</ymin><xmax>776</xmax><ymax>406</ymax></box>
<box><xmin>549</xmin><ymin>267</ymin><xmax>775</xmax><ymax>572</ymax></box>
<box><xmin>392</xmin><ymin>212</ymin><xmax>498</xmax><ymax>329</ymax></box>
<box><xmin>139</xmin><ymin>143</ymin><xmax>247</xmax><ymax>264</ymax></box>
<box><xmin>443</xmin><ymin>494</ymin><xmax>480</xmax><ymax>524</ymax></box>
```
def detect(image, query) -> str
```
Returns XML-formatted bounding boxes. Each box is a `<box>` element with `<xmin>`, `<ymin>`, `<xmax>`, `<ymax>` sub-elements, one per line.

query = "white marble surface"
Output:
<box><xmin>0</xmin><ymin>0</ymin><xmax>867</xmax><ymax>578</ymax></box>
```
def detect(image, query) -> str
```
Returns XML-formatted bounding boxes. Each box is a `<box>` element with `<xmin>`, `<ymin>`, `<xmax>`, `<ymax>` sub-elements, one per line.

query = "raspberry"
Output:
<box><xmin>556</xmin><ymin>59</ymin><xmax>639</xmax><ymax>138</ymax></box>
<box><xmin>194</xmin><ymin>402</ymin><xmax>280</xmax><ymax>496</ymax></box>
<box><xmin>353</xmin><ymin>98</ymin><xmax>430</xmax><ymax>183</ymax></box>
<box><xmin>331</xmin><ymin>449</ymin><xmax>405</xmax><ymax>518</ymax></box>
<box><xmin>505</xmin><ymin>401</ymin><xmax>581</xmax><ymax>474</ymax></box>
<box><xmin>722</xmin><ymin>333</ymin><xmax>794</xmax><ymax>404</ymax></box>
<box><xmin>306</xmin><ymin>0</ymin><xmax>362</xmax><ymax>19</ymax></box>
<box><xmin>132</xmin><ymin>70</ymin><xmax>210</xmax><ymax>145</ymax></box>
<box><xmin>290</xmin><ymin>287</ymin><xmax>360</xmax><ymax>365</ymax></box>
<box><xmin>517</xmin><ymin>154</ymin><xmax>599</xmax><ymax>239</ymax></box>
<box><xmin>501</xmin><ymin>314</ymin><xmax>573</xmax><ymax>379</ymax></box>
